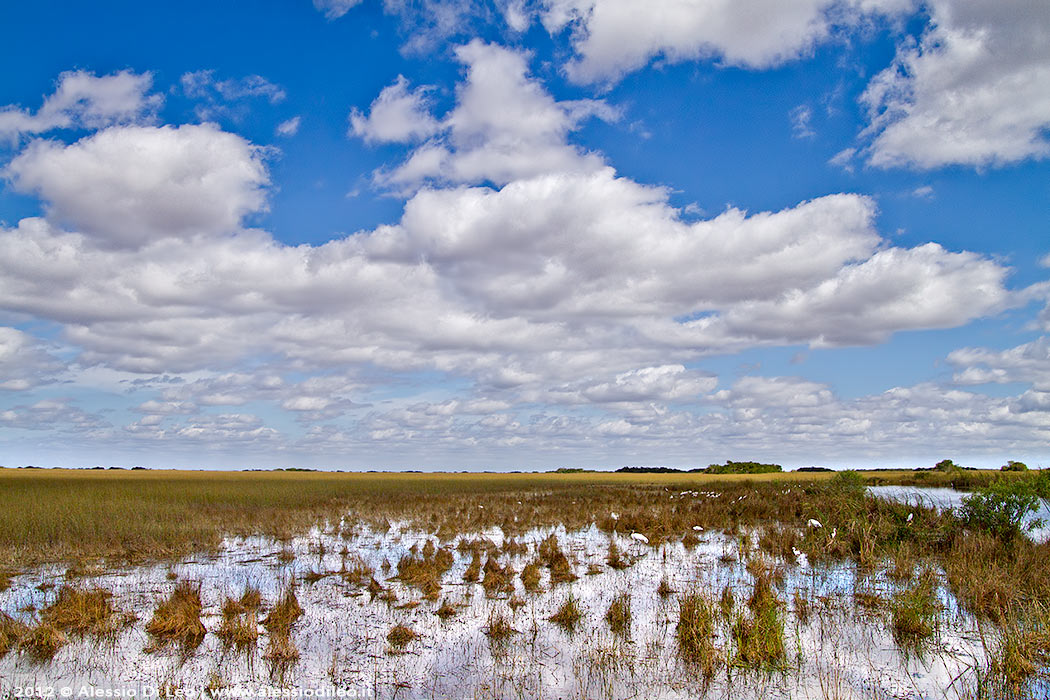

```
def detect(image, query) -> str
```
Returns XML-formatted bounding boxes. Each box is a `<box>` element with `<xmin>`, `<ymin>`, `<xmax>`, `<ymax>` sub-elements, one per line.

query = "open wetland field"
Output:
<box><xmin>1</xmin><ymin>468</ymin><xmax>1049</xmax><ymax>699</ymax></box>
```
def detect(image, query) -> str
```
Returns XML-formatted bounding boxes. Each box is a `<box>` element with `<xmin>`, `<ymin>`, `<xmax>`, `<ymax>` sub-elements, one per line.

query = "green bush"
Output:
<box><xmin>706</xmin><ymin>461</ymin><xmax>782</xmax><ymax>475</ymax></box>
<box><xmin>829</xmin><ymin>470</ymin><xmax>866</xmax><ymax>497</ymax></box>
<box><xmin>959</xmin><ymin>480</ymin><xmax>1041</xmax><ymax>540</ymax></box>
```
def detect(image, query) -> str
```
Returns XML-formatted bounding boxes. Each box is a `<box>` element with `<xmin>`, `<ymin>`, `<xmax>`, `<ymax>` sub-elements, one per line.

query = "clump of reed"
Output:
<box><xmin>719</xmin><ymin>585</ymin><xmax>735</xmax><ymax>620</ymax></box>
<box><xmin>262</xmin><ymin>586</ymin><xmax>303</xmax><ymax>638</ymax></box>
<box><xmin>606</xmin><ymin>540</ymin><xmax>629</xmax><ymax>570</ymax></box>
<box><xmin>216</xmin><ymin>585</ymin><xmax>261</xmax><ymax>651</ymax></box>
<box><xmin>605</xmin><ymin>593</ymin><xmax>631</xmax><ymax>636</ymax></box>
<box><xmin>792</xmin><ymin>589</ymin><xmax>810</xmax><ymax>625</ymax></box>
<box><xmin>435</xmin><ymin>599</ymin><xmax>458</xmax><ymax>619</ymax></box>
<box><xmin>463</xmin><ymin>550</ymin><xmax>482</xmax><ymax>583</ymax></box>
<box><xmin>520</xmin><ymin>560</ymin><xmax>542</xmax><ymax>592</ymax></box>
<box><xmin>387</xmin><ymin>623</ymin><xmax>416</xmax><ymax>649</ymax></box>
<box><xmin>988</xmin><ymin>606</ymin><xmax>1050</xmax><ymax>692</ymax></box>
<box><xmin>19</xmin><ymin>622</ymin><xmax>67</xmax><ymax>661</ymax></box>
<box><xmin>676</xmin><ymin>592</ymin><xmax>722</xmax><ymax>679</ymax></box>
<box><xmin>538</xmin><ymin>534</ymin><xmax>577</xmax><ymax>584</ymax></box>
<box><xmin>484</xmin><ymin>609</ymin><xmax>516</xmax><ymax>640</ymax></box>
<box><xmin>340</xmin><ymin>555</ymin><xmax>374</xmax><ymax>586</ymax></box>
<box><xmin>0</xmin><ymin>611</ymin><xmax>28</xmax><ymax>657</ymax></box>
<box><xmin>854</xmin><ymin>579</ymin><xmax>885</xmax><ymax>612</ymax></box>
<box><xmin>890</xmin><ymin>570</ymin><xmax>940</xmax><ymax>651</ymax></box>
<box><xmin>41</xmin><ymin>586</ymin><xmax>129</xmax><ymax>637</ymax></box>
<box><xmin>481</xmin><ymin>556</ymin><xmax>514</xmax><ymax>597</ymax></box>
<box><xmin>145</xmin><ymin>580</ymin><xmax>206</xmax><ymax>651</ymax></box>
<box><xmin>395</xmin><ymin>544</ymin><xmax>454</xmax><ymax>601</ymax></box>
<box><xmin>263</xmin><ymin>586</ymin><xmax>304</xmax><ymax>675</ymax></box>
<box><xmin>730</xmin><ymin>568</ymin><xmax>786</xmax><ymax>670</ymax></box>
<box><xmin>886</xmin><ymin>542</ymin><xmax>915</xmax><ymax>582</ymax></box>
<box><xmin>758</xmin><ymin>525</ymin><xmax>801</xmax><ymax>562</ymax></box>
<box><xmin>550</xmin><ymin>595</ymin><xmax>583</xmax><ymax>632</ymax></box>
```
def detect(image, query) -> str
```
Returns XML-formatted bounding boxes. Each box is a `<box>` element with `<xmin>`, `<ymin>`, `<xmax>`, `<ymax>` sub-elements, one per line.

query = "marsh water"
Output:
<box><xmin>868</xmin><ymin>485</ymin><xmax>1050</xmax><ymax>542</ymax></box>
<box><xmin>0</xmin><ymin>490</ymin><xmax>1032</xmax><ymax>699</ymax></box>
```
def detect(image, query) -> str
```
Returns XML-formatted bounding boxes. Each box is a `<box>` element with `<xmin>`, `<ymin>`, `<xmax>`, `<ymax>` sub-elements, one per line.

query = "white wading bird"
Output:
<box><xmin>807</xmin><ymin>519</ymin><xmax>822</xmax><ymax>529</ymax></box>
<box><xmin>631</xmin><ymin>532</ymin><xmax>649</xmax><ymax>544</ymax></box>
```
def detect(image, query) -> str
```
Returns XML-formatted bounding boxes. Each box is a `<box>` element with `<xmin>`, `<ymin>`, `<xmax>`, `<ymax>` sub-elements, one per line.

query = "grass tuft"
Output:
<box><xmin>387</xmin><ymin>623</ymin><xmax>416</xmax><ymax>649</ymax></box>
<box><xmin>549</xmin><ymin>595</ymin><xmax>583</xmax><ymax>632</ymax></box>
<box><xmin>0</xmin><ymin>611</ymin><xmax>28</xmax><ymax>657</ymax></box>
<box><xmin>676</xmin><ymin>592</ymin><xmax>722</xmax><ymax>678</ymax></box>
<box><xmin>145</xmin><ymin>580</ymin><xmax>206</xmax><ymax>651</ymax></box>
<box><xmin>605</xmin><ymin>593</ymin><xmax>631</xmax><ymax>636</ymax></box>
<box><xmin>20</xmin><ymin>622</ymin><xmax>67</xmax><ymax>661</ymax></box>
<box><xmin>890</xmin><ymin>571</ymin><xmax>940</xmax><ymax>651</ymax></box>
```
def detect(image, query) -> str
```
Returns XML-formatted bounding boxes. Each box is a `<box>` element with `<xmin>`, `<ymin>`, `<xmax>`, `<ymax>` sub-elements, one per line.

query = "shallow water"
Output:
<box><xmin>0</xmin><ymin>518</ymin><xmax>1003</xmax><ymax>700</ymax></box>
<box><xmin>868</xmin><ymin>485</ymin><xmax>1050</xmax><ymax>542</ymax></box>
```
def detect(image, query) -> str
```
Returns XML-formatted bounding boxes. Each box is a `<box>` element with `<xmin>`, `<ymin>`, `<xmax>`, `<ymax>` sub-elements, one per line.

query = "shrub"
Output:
<box><xmin>706</xmin><ymin>461</ymin><xmax>781</xmax><ymax>475</ymax></box>
<box><xmin>959</xmin><ymin>480</ymin><xmax>1040</xmax><ymax>540</ymax></box>
<box><xmin>829</xmin><ymin>470</ymin><xmax>866</xmax><ymax>497</ymax></box>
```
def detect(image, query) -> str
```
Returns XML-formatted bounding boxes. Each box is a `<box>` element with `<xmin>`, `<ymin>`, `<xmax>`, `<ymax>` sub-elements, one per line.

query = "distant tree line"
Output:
<box><xmin>615</xmin><ymin>461</ymin><xmax>782</xmax><ymax>475</ymax></box>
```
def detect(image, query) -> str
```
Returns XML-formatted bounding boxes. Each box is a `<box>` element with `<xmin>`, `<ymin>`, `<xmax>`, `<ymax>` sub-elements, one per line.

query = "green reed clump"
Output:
<box><xmin>731</xmin><ymin>569</ymin><xmax>786</xmax><ymax>670</ymax></box>
<box><xmin>676</xmin><ymin>592</ymin><xmax>722</xmax><ymax>679</ymax></box>
<box><xmin>890</xmin><ymin>571</ymin><xmax>940</xmax><ymax>650</ymax></box>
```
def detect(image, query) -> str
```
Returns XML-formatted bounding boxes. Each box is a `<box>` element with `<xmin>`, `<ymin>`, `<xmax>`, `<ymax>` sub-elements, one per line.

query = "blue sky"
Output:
<box><xmin>0</xmin><ymin>0</ymin><xmax>1048</xmax><ymax>470</ymax></box>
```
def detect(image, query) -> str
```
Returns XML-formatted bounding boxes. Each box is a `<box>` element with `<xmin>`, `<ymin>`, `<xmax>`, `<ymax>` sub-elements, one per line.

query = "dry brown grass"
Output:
<box><xmin>216</xmin><ymin>585</ymin><xmax>261</xmax><ymax>651</ymax></box>
<box><xmin>484</xmin><ymin>610</ymin><xmax>515</xmax><ymax>640</ymax></box>
<box><xmin>145</xmin><ymin>580</ymin><xmax>206</xmax><ymax>651</ymax></box>
<box><xmin>481</xmin><ymin>556</ymin><xmax>514</xmax><ymax>597</ymax></box>
<box><xmin>463</xmin><ymin>550</ymin><xmax>482</xmax><ymax>582</ymax></box>
<box><xmin>262</xmin><ymin>586</ymin><xmax>303</xmax><ymax>637</ymax></box>
<box><xmin>606</xmin><ymin>540</ymin><xmax>629</xmax><ymax>569</ymax></box>
<box><xmin>538</xmin><ymin>534</ymin><xmax>577</xmax><ymax>584</ymax></box>
<box><xmin>434</xmin><ymin>599</ymin><xmax>458</xmax><ymax>619</ymax></box>
<box><xmin>520</xmin><ymin>560</ymin><xmax>542</xmax><ymax>592</ymax></box>
<box><xmin>550</xmin><ymin>595</ymin><xmax>583</xmax><ymax>632</ymax></box>
<box><xmin>387</xmin><ymin>623</ymin><xmax>416</xmax><ymax>649</ymax></box>
<box><xmin>20</xmin><ymin>622</ymin><xmax>67</xmax><ymax>661</ymax></box>
<box><xmin>0</xmin><ymin>611</ymin><xmax>28</xmax><ymax>657</ymax></box>
<box><xmin>605</xmin><ymin>593</ymin><xmax>631</xmax><ymax>636</ymax></box>
<box><xmin>41</xmin><ymin>586</ymin><xmax>130</xmax><ymax>636</ymax></box>
<box><xmin>262</xmin><ymin>585</ymin><xmax>304</xmax><ymax>674</ymax></box>
<box><xmin>396</xmin><ymin>544</ymin><xmax>453</xmax><ymax>601</ymax></box>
